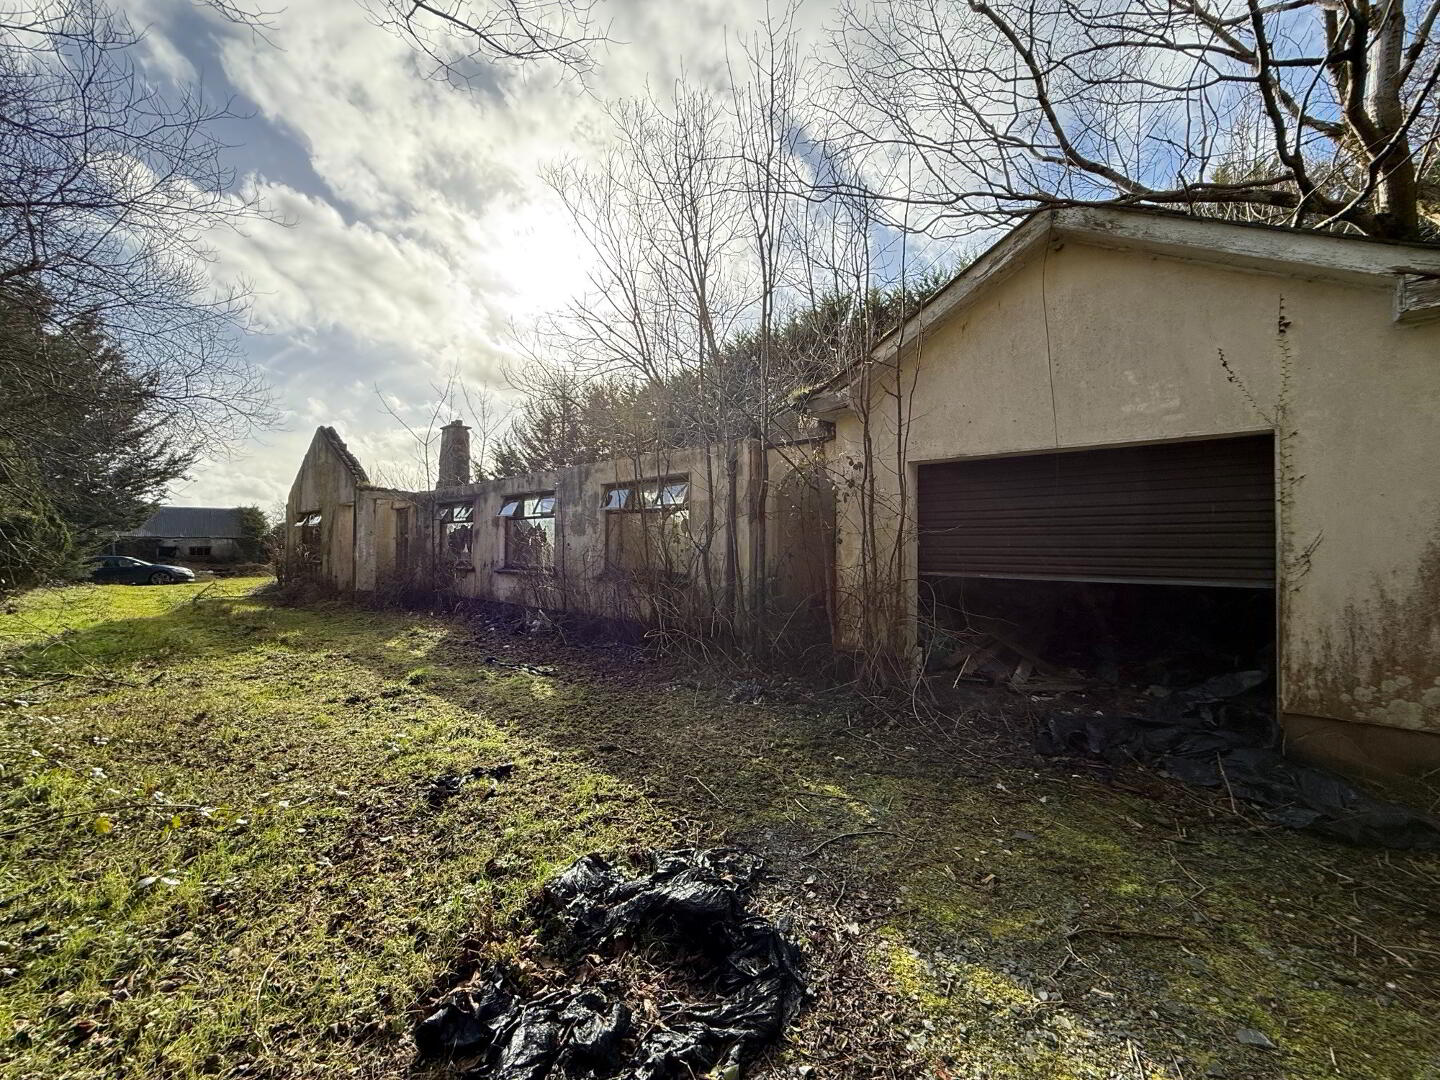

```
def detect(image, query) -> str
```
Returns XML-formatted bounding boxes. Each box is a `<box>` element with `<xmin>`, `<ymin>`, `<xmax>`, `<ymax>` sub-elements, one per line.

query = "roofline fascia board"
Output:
<box><xmin>1057</xmin><ymin>206</ymin><xmax>1440</xmax><ymax>284</ymax></box>
<box><xmin>834</xmin><ymin>207</ymin><xmax>1440</xmax><ymax>410</ymax></box>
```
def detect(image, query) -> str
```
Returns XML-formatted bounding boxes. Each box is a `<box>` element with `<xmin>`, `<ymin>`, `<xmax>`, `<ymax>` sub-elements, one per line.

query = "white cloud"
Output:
<box><xmin>141</xmin><ymin>0</ymin><xmax>836</xmax><ymax>510</ymax></box>
<box><xmin>212</xmin><ymin>182</ymin><xmax>496</xmax><ymax>363</ymax></box>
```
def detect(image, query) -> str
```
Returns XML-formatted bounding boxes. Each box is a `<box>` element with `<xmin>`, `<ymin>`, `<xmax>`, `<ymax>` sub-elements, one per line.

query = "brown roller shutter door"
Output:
<box><xmin>917</xmin><ymin>436</ymin><xmax>1275</xmax><ymax>588</ymax></box>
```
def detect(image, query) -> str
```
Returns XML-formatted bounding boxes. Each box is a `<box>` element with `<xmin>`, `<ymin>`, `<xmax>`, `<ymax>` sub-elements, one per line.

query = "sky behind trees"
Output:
<box><xmin>144</xmin><ymin>0</ymin><xmax>1440</xmax><ymax>509</ymax></box>
<box><xmin>137</xmin><ymin>0</ymin><xmax>844</xmax><ymax>509</ymax></box>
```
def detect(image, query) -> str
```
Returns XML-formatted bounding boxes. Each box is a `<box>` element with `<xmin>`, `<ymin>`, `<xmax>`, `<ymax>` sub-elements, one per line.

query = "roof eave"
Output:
<box><xmin>870</xmin><ymin>211</ymin><xmax>1056</xmax><ymax>362</ymax></box>
<box><xmin>811</xmin><ymin>207</ymin><xmax>1440</xmax><ymax>418</ymax></box>
<box><xmin>1056</xmin><ymin>205</ymin><xmax>1440</xmax><ymax>284</ymax></box>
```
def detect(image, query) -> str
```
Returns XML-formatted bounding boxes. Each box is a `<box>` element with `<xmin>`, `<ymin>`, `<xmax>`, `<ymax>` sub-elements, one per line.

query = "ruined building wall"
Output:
<box><xmin>292</xmin><ymin>435</ymin><xmax>834</xmax><ymax>645</ymax></box>
<box><xmin>284</xmin><ymin>428</ymin><xmax>364</xmax><ymax>592</ymax></box>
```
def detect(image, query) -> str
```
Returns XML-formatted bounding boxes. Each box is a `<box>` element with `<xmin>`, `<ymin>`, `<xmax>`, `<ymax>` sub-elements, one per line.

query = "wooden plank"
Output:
<box><xmin>1398</xmin><ymin>274</ymin><xmax>1440</xmax><ymax>324</ymax></box>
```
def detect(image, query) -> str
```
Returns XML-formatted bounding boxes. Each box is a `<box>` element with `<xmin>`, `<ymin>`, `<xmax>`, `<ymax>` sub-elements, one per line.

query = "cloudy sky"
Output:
<box><xmin>130</xmin><ymin>0</ymin><xmax>840</xmax><ymax>513</ymax></box>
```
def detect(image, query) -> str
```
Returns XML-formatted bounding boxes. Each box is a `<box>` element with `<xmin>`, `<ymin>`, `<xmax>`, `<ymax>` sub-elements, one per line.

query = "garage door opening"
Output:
<box><xmin>917</xmin><ymin>436</ymin><xmax>1275</xmax><ymax>724</ymax></box>
<box><xmin>923</xmin><ymin>577</ymin><xmax>1272</xmax><ymax>686</ymax></box>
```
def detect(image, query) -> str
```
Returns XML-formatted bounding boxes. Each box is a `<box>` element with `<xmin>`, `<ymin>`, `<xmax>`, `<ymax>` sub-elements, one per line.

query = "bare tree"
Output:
<box><xmin>522</xmin><ymin>15</ymin><xmax>931</xmax><ymax>656</ymax></box>
<box><xmin>458</xmin><ymin>380</ymin><xmax>499</xmax><ymax>479</ymax></box>
<box><xmin>726</xmin><ymin>10</ymin><xmax>811</xmax><ymax>645</ymax></box>
<box><xmin>0</xmin><ymin>0</ymin><xmax>274</xmax><ymax>449</ymax></box>
<box><xmin>372</xmin><ymin>369</ymin><xmax>502</xmax><ymax>488</ymax></box>
<box><xmin>831</xmin><ymin>0</ymin><xmax>1440</xmax><ymax>239</ymax></box>
<box><xmin>362</xmin><ymin>0</ymin><xmax>609</xmax><ymax>80</ymax></box>
<box><xmin>538</xmin><ymin>86</ymin><xmax>751</xmax><ymax>623</ymax></box>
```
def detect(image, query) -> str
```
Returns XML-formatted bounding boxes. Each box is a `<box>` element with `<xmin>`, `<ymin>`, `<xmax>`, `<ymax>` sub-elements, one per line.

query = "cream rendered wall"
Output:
<box><xmin>830</xmin><ymin>239</ymin><xmax>1440</xmax><ymax>758</ymax></box>
<box><xmin>354</xmin><ymin>493</ymin><xmax>408</xmax><ymax>593</ymax></box>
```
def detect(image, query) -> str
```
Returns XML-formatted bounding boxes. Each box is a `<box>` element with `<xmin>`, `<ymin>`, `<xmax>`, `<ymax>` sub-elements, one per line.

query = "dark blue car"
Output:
<box><xmin>85</xmin><ymin>556</ymin><xmax>196</xmax><ymax>586</ymax></box>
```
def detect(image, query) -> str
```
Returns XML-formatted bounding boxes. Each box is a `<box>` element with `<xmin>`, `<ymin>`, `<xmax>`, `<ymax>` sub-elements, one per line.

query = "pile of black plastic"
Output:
<box><xmin>1038</xmin><ymin>672</ymin><xmax>1440</xmax><ymax>850</ymax></box>
<box><xmin>425</xmin><ymin>762</ymin><xmax>516</xmax><ymax>807</ymax></box>
<box><xmin>415</xmin><ymin>848</ymin><xmax>807</xmax><ymax>1079</ymax></box>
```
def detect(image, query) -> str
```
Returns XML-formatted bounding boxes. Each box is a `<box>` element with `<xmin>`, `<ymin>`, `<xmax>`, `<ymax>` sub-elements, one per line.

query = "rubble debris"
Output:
<box><xmin>1038</xmin><ymin>713</ymin><xmax>1440</xmax><ymax>850</ymax></box>
<box><xmin>485</xmin><ymin>656</ymin><xmax>558</xmax><ymax>678</ymax></box>
<box><xmin>1148</xmin><ymin>669</ymin><xmax>1269</xmax><ymax>725</ymax></box>
<box><xmin>929</xmin><ymin>615</ymin><xmax>1082</xmax><ymax>690</ymax></box>
<box><xmin>425</xmin><ymin>762</ymin><xmax>516</xmax><ymax>807</ymax></box>
<box><xmin>415</xmin><ymin>848</ymin><xmax>807</xmax><ymax>1079</ymax></box>
<box><xmin>1234</xmin><ymin>1027</ymin><xmax>1278</xmax><ymax>1049</ymax></box>
<box><xmin>921</xmin><ymin>578</ymin><xmax>1277</xmax><ymax>698</ymax></box>
<box><xmin>727</xmin><ymin>679</ymin><xmax>767</xmax><ymax>704</ymax></box>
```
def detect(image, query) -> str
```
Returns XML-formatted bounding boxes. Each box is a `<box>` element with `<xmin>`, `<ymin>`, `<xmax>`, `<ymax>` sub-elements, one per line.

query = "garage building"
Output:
<box><xmin>809</xmin><ymin>207</ymin><xmax>1440</xmax><ymax>780</ymax></box>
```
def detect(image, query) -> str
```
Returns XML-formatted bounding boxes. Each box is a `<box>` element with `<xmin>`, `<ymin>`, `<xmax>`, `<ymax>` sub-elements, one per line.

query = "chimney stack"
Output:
<box><xmin>437</xmin><ymin>419</ymin><xmax>471</xmax><ymax>489</ymax></box>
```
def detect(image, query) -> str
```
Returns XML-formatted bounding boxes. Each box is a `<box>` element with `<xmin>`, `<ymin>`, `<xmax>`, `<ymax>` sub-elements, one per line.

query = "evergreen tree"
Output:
<box><xmin>0</xmin><ymin>286</ymin><xmax>195</xmax><ymax>587</ymax></box>
<box><xmin>235</xmin><ymin>506</ymin><xmax>271</xmax><ymax>562</ymax></box>
<box><xmin>492</xmin><ymin>376</ymin><xmax>651</xmax><ymax>475</ymax></box>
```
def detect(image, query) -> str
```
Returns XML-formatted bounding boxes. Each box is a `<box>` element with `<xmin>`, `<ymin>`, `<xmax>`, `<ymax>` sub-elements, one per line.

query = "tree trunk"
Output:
<box><xmin>1366</xmin><ymin>0</ymin><xmax>1420</xmax><ymax>237</ymax></box>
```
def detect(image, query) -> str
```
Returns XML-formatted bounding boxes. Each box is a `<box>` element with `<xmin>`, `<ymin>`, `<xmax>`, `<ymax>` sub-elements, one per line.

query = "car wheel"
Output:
<box><xmin>148</xmin><ymin>571</ymin><xmax>174</xmax><ymax>585</ymax></box>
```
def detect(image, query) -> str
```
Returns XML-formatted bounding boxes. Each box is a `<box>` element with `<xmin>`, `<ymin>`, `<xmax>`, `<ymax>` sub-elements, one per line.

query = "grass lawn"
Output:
<box><xmin>1</xmin><ymin>578</ymin><xmax>1438</xmax><ymax>1079</ymax></box>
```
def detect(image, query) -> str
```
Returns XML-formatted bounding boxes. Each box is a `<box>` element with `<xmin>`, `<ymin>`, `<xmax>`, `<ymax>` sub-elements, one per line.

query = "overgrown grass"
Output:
<box><xmin>1</xmin><ymin>580</ymin><xmax>1437</xmax><ymax>1079</ymax></box>
<box><xmin>0</xmin><ymin>580</ymin><xmax>670</xmax><ymax>1078</ymax></box>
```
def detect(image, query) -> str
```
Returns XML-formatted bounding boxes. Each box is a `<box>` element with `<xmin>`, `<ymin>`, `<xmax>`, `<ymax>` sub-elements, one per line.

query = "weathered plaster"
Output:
<box><xmin>1287</xmin><ymin>533</ymin><xmax>1440</xmax><ymax>732</ymax></box>
<box><xmin>825</xmin><ymin>219</ymin><xmax>1440</xmax><ymax>765</ymax></box>
<box><xmin>286</xmin><ymin>434</ymin><xmax>832</xmax><ymax>639</ymax></box>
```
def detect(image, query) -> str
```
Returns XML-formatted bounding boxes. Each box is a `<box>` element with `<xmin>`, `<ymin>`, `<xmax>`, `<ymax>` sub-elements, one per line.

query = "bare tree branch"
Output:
<box><xmin>362</xmin><ymin>0</ymin><xmax>609</xmax><ymax>81</ymax></box>
<box><xmin>827</xmin><ymin>0</ymin><xmax>1440</xmax><ymax>239</ymax></box>
<box><xmin>1</xmin><ymin>0</ymin><xmax>276</xmax><ymax>451</ymax></box>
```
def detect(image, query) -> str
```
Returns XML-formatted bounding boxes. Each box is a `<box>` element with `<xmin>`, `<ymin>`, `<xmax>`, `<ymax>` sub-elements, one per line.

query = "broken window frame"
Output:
<box><xmin>501</xmin><ymin>492</ymin><xmax>557</xmax><ymax>572</ymax></box>
<box><xmin>602</xmin><ymin>476</ymin><xmax>692</xmax><ymax>576</ymax></box>
<box><xmin>439</xmin><ymin>500</ymin><xmax>476</xmax><ymax>562</ymax></box>
<box><xmin>293</xmin><ymin>510</ymin><xmax>323</xmax><ymax>565</ymax></box>
<box><xmin>602</xmin><ymin>477</ymin><xmax>689</xmax><ymax>512</ymax></box>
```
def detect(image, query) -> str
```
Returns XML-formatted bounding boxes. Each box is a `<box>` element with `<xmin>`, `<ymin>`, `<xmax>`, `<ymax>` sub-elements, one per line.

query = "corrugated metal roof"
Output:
<box><xmin>122</xmin><ymin>507</ymin><xmax>247</xmax><ymax>539</ymax></box>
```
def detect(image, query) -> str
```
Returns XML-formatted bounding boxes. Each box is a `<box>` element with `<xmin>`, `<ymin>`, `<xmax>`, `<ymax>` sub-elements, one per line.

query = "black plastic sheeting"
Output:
<box><xmin>415</xmin><ymin>848</ymin><xmax>807</xmax><ymax>1079</ymax></box>
<box><xmin>425</xmin><ymin>762</ymin><xmax>516</xmax><ymax>807</ymax></box>
<box><xmin>1039</xmin><ymin>690</ymin><xmax>1440</xmax><ymax>851</ymax></box>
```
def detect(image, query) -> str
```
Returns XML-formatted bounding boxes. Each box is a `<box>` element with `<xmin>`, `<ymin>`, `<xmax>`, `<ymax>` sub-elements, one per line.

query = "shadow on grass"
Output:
<box><xmin>12</xmin><ymin>586</ymin><xmax>1440</xmax><ymax>1079</ymax></box>
<box><xmin>309</xmin><ymin>595</ymin><xmax>1440</xmax><ymax>1075</ymax></box>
